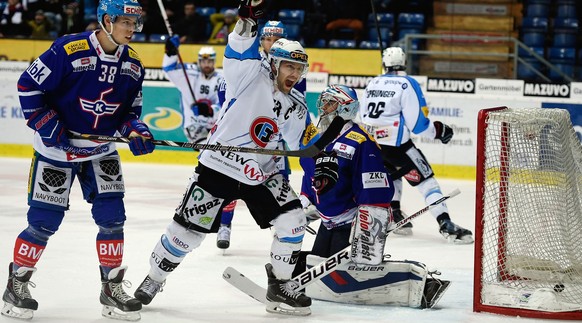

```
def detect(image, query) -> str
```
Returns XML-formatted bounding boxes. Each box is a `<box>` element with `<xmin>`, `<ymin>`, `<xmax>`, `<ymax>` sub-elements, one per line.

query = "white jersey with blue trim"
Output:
<box><xmin>198</xmin><ymin>29</ymin><xmax>312</xmax><ymax>185</ymax></box>
<box><xmin>359</xmin><ymin>73</ymin><xmax>437</xmax><ymax>147</ymax></box>
<box><xmin>162</xmin><ymin>55</ymin><xmax>222</xmax><ymax>129</ymax></box>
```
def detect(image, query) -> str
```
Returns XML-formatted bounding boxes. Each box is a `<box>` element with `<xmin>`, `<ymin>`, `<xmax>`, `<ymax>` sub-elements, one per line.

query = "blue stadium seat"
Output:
<box><xmin>278</xmin><ymin>9</ymin><xmax>305</xmax><ymax>40</ymax></box>
<box><xmin>524</xmin><ymin>4</ymin><xmax>549</xmax><ymax>17</ymax></box>
<box><xmin>521</xmin><ymin>17</ymin><xmax>548</xmax><ymax>32</ymax></box>
<box><xmin>552</xmin><ymin>18</ymin><xmax>578</xmax><ymax>47</ymax></box>
<box><xmin>312</xmin><ymin>39</ymin><xmax>327</xmax><ymax>48</ymax></box>
<box><xmin>556</xmin><ymin>4</ymin><xmax>577</xmax><ymax>18</ymax></box>
<box><xmin>196</xmin><ymin>7</ymin><xmax>216</xmax><ymax>17</ymax></box>
<box><xmin>397</xmin><ymin>13</ymin><xmax>424</xmax><ymax>29</ymax></box>
<box><xmin>149</xmin><ymin>34</ymin><xmax>169</xmax><ymax>43</ymax></box>
<box><xmin>548</xmin><ymin>47</ymin><xmax>576</xmax><ymax>81</ymax></box>
<box><xmin>359</xmin><ymin>40</ymin><xmax>388</xmax><ymax>49</ymax></box>
<box><xmin>517</xmin><ymin>59</ymin><xmax>543</xmax><ymax>81</ymax></box>
<box><xmin>328</xmin><ymin>39</ymin><xmax>356</xmax><ymax>49</ymax></box>
<box><xmin>367</xmin><ymin>27</ymin><xmax>391</xmax><ymax>43</ymax></box>
<box><xmin>367</xmin><ymin>13</ymin><xmax>394</xmax><ymax>29</ymax></box>
<box><xmin>522</xmin><ymin>32</ymin><xmax>546</xmax><ymax>47</ymax></box>
<box><xmin>132</xmin><ymin>33</ymin><xmax>146</xmax><ymax>42</ymax></box>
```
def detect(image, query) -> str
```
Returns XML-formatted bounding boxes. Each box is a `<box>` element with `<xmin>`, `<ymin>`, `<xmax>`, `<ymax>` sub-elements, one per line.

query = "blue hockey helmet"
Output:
<box><xmin>316</xmin><ymin>85</ymin><xmax>359</xmax><ymax>126</ymax></box>
<box><xmin>260</xmin><ymin>21</ymin><xmax>287</xmax><ymax>39</ymax></box>
<box><xmin>97</xmin><ymin>0</ymin><xmax>144</xmax><ymax>32</ymax></box>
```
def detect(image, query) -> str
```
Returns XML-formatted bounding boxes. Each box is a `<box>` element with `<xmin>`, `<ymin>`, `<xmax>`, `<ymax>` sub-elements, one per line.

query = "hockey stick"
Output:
<box><xmin>156</xmin><ymin>0</ymin><xmax>198</xmax><ymax>104</ymax></box>
<box><xmin>70</xmin><ymin>116</ymin><xmax>344</xmax><ymax>158</ymax></box>
<box><xmin>370</xmin><ymin>0</ymin><xmax>385</xmax><ymax>60</ymax></box>
<box><xmin>222</xmin><ymin>189</ymin><xmax>461</xmax><ymax>304</ymax></box>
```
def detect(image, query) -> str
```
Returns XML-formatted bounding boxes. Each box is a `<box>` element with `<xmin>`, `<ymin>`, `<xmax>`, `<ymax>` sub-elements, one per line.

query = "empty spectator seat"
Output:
<box><xmin>552</xmin><ymin>18</ymin><xmax>578</xmax><ymax>47</ymax></box>
<box><xmin>359</xmin><ymin>40</ymin><xmax>388</xmax><ymax>49</ymax></box>
<box><xmin>149</xmin><ymin>34</ymin><xmax>168</xmax><ymax>43</ymax></box>
<box><xmin>547</xmin><ymin>47</ymin><xmax>576</xmax><ymax>81</ymax></box>
<box><xmin>328</xmin><ymin>39</ymin><xmax>356</xmax><ymax>49</ymax></box>
<box><xmin>278</xmin><ymin>9</ymin><xmax>305</xmax><ymax>40</ymax></box>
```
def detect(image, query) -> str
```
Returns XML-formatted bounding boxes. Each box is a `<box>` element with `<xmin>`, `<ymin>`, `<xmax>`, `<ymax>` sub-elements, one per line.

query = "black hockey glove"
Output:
<box><xmin>191</xmin><ymin>101</ymin><xmax>213</xmax><ymax>118</ymax></box>
<box><xmin>238</xmin><ymin>0</ymin><xmax>265</xmax><ymax>20</ymax></box>
<box><xmin>313</xmin><ymin>150</ymin><xmax>339</xmax><ymax>195</ymax></box>
<box><xmin>433</xmin><ymin>121</ymin><xmax>454</xmax><ymax>144</ymax></box>
<box><xmin>165</xmin><ymin>35</ymin><xmax>180</xmax><ymax>56</ymax></box>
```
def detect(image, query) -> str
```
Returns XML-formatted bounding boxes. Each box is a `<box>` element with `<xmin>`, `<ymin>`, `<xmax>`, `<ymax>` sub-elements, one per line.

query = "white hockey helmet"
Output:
<box><xmin>198</xmin><ymin>46</ymin><xmax>216</xmax><ymax>62</ymax></box>
<box><xmin>269</xmin><ymin>38</ymin><xmax>309</xmax><ymax>78</ymax></box>
<box><xmin>382</xmin><ymin>47</ymin><xmax>406</xmax><ymax>73</ymax></box>
<box><xmin>316</xmin><ymin>85</ymin><xmax>359</xmax><ymax>131</ymax></box>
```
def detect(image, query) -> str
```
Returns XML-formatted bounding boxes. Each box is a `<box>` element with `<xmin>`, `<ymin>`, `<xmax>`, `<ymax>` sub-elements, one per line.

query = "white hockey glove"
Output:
<box><xmin>349</xmin><ymin>205</ymin><xmax>391</xmax><ymax>266</ymax></box>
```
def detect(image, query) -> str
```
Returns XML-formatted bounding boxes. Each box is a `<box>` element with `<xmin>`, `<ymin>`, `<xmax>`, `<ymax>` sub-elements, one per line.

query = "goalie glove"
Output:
<box><xmin>237</xmin><ymin>0</ymin><xmax>265</xmax><ymax>20</ymax></box>
<box><xmin>433</xmin><ymin>121</ymin><xmax>454</xmax><ymax>144</ymax></box>
<box><xmin>312</xmin><ymin>150</ymin><xmax>339</xmax><ymax>195</ymax></box>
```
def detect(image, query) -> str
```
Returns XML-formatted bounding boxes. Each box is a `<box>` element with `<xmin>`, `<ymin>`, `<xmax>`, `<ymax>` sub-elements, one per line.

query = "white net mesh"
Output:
<box><xmin>477</xmin><ymin>108</ymin><xmax>582</xmax><ymax>313</ymax></box>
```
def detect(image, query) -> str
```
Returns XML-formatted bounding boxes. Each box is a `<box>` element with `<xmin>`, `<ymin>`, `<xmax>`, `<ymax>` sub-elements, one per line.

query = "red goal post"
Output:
<box><xmin>474</xmin><ymin>106</ymin><xmax>582</xmax><ymax>320</ymax></box>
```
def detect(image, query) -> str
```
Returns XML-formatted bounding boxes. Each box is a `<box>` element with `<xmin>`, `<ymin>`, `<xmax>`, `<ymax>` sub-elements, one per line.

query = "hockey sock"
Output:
<box><xmin>96</xmin><ymin>225</ymin><xmax>124</xmax><ymax>278</ymax></box>
<box><xmin>220</xmin><ymin>201</ymin><xmax>237</xmax><ymax>225</ymax></box>
<box><xmin>416</xmin><ymin>178</ymin><xmax>449</xmax><ymax>219</ymax></box>
<box><xmin>270</xmin><ymin>209</ymin><xmax>306</xmax><ymax>279</ymax></box>
<box><xmin>13</xmin><ymin>226</ymin><xmax>50</xmax><ymax>270</ymax></box>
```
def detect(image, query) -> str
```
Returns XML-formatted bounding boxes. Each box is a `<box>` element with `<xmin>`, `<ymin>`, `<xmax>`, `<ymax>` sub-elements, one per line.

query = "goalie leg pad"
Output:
<box><xmin>349</xmin><ymin>205</ymin><xmax>391</xmax><ymax>266</ymax></box>
<box><xmin>148</xmin><ymin>221</ymin><xmax>205</xmax><ymax>281</ymax></box>
<box><xmin>304</xmin><ymin>255</ymin><xmax>428</xmax><ymax>307</ymax></box>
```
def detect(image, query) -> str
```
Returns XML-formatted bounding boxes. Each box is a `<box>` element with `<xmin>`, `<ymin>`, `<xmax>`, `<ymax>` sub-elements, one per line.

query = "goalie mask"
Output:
<box><xmin>316</xmin><ymin>85</ymin><xmax>359</xmax><ymax>132</ymax></box>
<box><xmin>382</xmin><ymin>47</ymin><xmax>406</xmax><ymax>73</ymax></box>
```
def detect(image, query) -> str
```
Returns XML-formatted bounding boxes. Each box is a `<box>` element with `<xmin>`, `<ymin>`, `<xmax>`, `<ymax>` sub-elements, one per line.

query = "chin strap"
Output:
<box><xmin>99</xmin><ymin>21</ymin><xmax>121</xmax><ymax>47</ymax></box>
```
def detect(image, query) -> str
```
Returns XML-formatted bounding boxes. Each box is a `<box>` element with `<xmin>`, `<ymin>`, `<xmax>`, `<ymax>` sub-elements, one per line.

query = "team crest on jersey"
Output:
<box><xmin>121</xmin><ymin>61</ymin><xmax>142</xmax><ymax>81</ymax></box>
<box><xmin>71</xmin><ymin>57</ymin><xmax>97</xmax><ymax>72</ymax></box>
<box><xmin>346</xmin><ymin>131</ymin><xmax>366</xmax><ymax>143</ymax></box>
<box><xmin>250</xmin><ymin>117</ymin><xmax>278</xmax><ymax>148</ymax></box>
<box><xmin>64</xmin><ymin>39</ymin><xmax>90</xmax><ymax>55</ymax></box>
<box><xmin>79</xmin><ymin>88</ymin><xmax>121</xmax><ymax>128</ymax></box>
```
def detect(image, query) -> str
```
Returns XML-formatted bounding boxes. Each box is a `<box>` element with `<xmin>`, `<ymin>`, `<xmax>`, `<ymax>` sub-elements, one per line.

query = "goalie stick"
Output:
<box><xmin>222</xmin><ymin>189</ymin><xmax>461</xmax><ymax>308</ymax></box>
<box><xmin>70</xmin><ymin>116</ymin><xmax>344</xmax><ymax>158</ymax></box>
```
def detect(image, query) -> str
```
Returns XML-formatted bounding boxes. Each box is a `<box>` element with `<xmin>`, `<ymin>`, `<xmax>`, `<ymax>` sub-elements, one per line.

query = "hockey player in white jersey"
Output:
<box><xmin>134</xmin><ymin>0</ymin><xmax>319</xmax><ymax>316</ymax></box>
<box><xmin>163</xmin><ymin>39</ymin><xmax>222</xmax><ymax>144</ymax></box>
<box><xmin>359</xmin><ymin>47</ymin><xmax>473</xmax><ymax>244</ymax></box>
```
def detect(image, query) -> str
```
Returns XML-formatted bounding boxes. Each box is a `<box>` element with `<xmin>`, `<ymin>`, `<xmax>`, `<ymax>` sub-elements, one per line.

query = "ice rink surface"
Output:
<box><xmin>0</xmin><ymin>157</ymin><xmax>571</xmax><ymax>323</ymax></box>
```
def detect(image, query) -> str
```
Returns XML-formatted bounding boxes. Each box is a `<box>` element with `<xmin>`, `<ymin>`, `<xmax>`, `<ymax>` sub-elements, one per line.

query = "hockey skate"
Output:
<box><xmin>392</xmin><ymin>208</ymin><xmax>413</xmax><ymax>235</ymax></box>
<box><xmin>438</xmin><ymin>219</ymin><xmax>474</xmax><ymax>244</ymax></box>
<box><xmin>100</xmin><ymin>266</ymin><xmax>142</xmax><ymax>321</ymax></box>
<box><xmin>1</xmin><ymin>263</ymin><xmax>38</xmax><ymax>320</ymax></box>
<box><xmin>217</xmin><ymin>224</ymin><xmax>231</xmax><ymax>250</ymax></box>
<box><xmin>134</xmin><ymin>275</ymin><xmax>165</xmax><ymax>305</ymax></box>
<box><xmin>265</xmin><ymin>263</ymin><xmax>311</xmax><ymax>316</ymax></box>
<box><xmin>421</xmin><ymin>270</ymin><xmax>451</xmax><ymax>308</ymax></box>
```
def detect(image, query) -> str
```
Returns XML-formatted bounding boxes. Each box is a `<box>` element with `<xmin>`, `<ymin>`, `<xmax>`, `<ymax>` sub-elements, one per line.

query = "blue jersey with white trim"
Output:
<box><xmin>18</xmin><ymin>30</ymin><xmax>145</xmax><ymax>162</ymax></box>
<box><xmin>359</xmin><ymin>73</ymin><xmax>437</xmax><ymax>147</ymax></box>
<box><xmin>301</xmin><ymin>122</ymin><xmax>393</xmax><ymax>228</ymax></box>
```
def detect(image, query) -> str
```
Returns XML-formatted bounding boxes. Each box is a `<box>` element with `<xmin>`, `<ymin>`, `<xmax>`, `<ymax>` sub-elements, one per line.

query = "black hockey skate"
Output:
<box><xmin>392</xmin><ymin>208</ymin><xmax>413</xmax><ymax>236</ymax></box>
<box><xmin>1</xmin><ymin>263</ymin><xmax>38</xmax><ymax>320</ymax></box>
<box><xmin>265</xmin><ymin>263</ymin><xmax>311</xmax><ymax>316</ymax></box>
<box><xmin>421</xmin><ymin>270</ymin><xmax>451</xmax><ymax>308</ymax></box>
<box><xmin>100</xmin><ymin>266</ymin><xmax>141</xmax><ymax>321</ymax></box>
<box><xmin>438</xmin><ymin>219</ymin><xmax>474</xmax><ymax>244</ymax></box>
<box><xmin>134</xmin><ymin>275</ymin><xmax>165</xmax><ymax>305</ymax></box>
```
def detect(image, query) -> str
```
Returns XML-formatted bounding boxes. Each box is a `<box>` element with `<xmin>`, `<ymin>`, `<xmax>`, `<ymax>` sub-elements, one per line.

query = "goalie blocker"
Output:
<box><xmin>304</xmin><ymin>255</ymin><xmax>450</xmax><ymax>308</ymax></box>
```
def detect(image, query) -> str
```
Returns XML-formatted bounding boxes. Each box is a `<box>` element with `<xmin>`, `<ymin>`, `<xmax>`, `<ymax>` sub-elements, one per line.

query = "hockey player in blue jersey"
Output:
<box><xmin>297</xmin><ymin>85</ymin><xmax>451</xmax><ymax>309</ymax></box>
<box><xmin>360</xmin><ymin>47</ymin><xmax>473</xmax><ymax>244</ymax></box>
<box><xmin>1</xmin><ymin>0</ymin><xmax>154</xmax><ymax>320</ymax></box>
<box><xmin>133</xmin><ymin>0</ymin><xmax>319</xmax><ymax>315</ymax></box>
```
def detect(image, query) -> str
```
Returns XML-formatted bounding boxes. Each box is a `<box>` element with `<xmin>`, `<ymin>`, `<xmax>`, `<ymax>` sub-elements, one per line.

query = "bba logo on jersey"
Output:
<box><xmin>26</xmin><ymin>58</ymin><xmax>52</xmax><ymax>85</ymax></box>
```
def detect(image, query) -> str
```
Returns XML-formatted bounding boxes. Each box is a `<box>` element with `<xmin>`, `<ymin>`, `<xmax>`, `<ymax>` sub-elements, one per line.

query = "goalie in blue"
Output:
<box><xmin>2</xmin><ymin>0</ymin><xmax>154</xmax><ymax>320</ymax></box>
<box><xmin>297</xmin><ymin>85</ymin><xmax>451</xmax><ymax>309</ymax></box>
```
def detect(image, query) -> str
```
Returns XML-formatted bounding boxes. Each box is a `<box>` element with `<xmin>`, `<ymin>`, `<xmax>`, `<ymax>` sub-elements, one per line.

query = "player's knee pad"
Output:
<box><xmin>92</xmin><ymin>197</ymin><xmax>126</xmax><ymax>228</ymax></box>
<box><xmin>403</xmin><ymin>146</ymin><xmax>434</xmax><ymax>187</ymax></box>
<box><xmin>149</xmin><ymin>221</ymin><xmax>205</xmax><ymax>281</ymax></box>
<box><xmin>27</xmin><ymin>206</ymin><xmax>64</xmax><ymax>234</ymax></box>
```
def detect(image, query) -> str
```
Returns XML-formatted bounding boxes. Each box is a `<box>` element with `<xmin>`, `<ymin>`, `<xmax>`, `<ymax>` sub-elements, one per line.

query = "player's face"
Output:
<box><xmin>261</xmin><ymin>35</ymin><xmax>280</xmax><ymax>53</ymax></box>
<box><xmin>320</xmin><ymin>99</ymin><xmax>339</xmax><ymax>116</ymax></box>
<box><xmin>199</xmin><ymin>58</ymin><xmax>215</xmax><ymax>75</ymax></box>
<box><xmin>111</xmin><ymin>16</ymin><xmax>139</xmax><ymax>45</ymax></box>
<box><xmin>276</xmin><ymin>60</ymin><xmax>304</xmax><ymax>94</ymax></box>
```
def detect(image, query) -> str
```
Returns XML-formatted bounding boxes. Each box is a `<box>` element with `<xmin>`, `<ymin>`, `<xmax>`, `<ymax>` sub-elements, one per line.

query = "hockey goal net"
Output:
<box><xmin>474</xmin><ymin>107</ymin><xmax>582</xmax><ymax>320</ymax></box>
